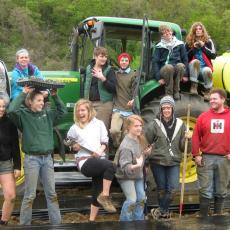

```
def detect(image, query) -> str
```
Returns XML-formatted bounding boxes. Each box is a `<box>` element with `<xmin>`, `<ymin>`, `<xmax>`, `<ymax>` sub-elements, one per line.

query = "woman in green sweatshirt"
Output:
<box><xmin>8</xmin><ymin>86</ymin><xmax>67</xmax><ymax>225</ymax></box>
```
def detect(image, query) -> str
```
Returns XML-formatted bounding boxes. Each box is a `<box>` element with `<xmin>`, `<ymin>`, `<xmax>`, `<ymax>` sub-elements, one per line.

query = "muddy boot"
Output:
<box><xmin>203</xmin><ymin>88</ymin><xmax>211</xmax><ymax>101</ymax></box>
<box><xmin>97</xmin><ymin>193</ymin><xmax>117</xmax><ymax>213</ymax></box>
<box><xmin>190</xmin><ymin>82</ymin><xmax>198</xmax><ymax>95</ymax></box>
<box><xmin>199</xmin><ymin>197</ymin><xmax>211</xmax><ymax>217</ymax></box>
<box><xmin>214</xmin><ymin>197</ymin><xmax>225</xmax><ymax>215</ymax></box>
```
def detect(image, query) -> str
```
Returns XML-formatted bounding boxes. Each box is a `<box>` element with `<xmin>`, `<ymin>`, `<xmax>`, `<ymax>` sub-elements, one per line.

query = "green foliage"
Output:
<box><xmin>0</xmin><ymin>0</ymin><xmax>229</xmax><ymax>70</ymax></box>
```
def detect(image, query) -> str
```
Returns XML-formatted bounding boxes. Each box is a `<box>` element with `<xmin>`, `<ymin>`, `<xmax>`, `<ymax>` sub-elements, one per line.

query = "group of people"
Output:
<box><xmin>153</xmin><ymin>22</ymin><xmax>216</xmax><ymax>101</ymax></box>
<box><xmin>0</xmin><ymin>20</ymin><xmax>229</xmax><ymax>226</ymax></box>
<box><xmin>0</xmin><ymin>48</ymin><xmax>65</xmax><ymax>226</ymax></box>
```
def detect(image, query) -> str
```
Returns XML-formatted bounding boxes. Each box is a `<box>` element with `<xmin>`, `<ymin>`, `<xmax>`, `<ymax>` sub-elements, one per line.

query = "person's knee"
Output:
<box><xmin>160</xmin><ymin>64</ymin><xmax>174</xmax><ymax>77</ymax></box>
<box><xmin>104</xmin><ymin>162</ymin><xmax>116</xmax><ymax>181</ymax></box>
<box><xmin>202</xmin><ymin>67</ymin><xmax>212</xmax><ymax>79</ymax></box>
<box><xmin>190</xmin><ymin>59</ymin><xmax>200</xmax><ymax>67</ymax></box>
<box><xmin>4</xmin><ymin>192</ymin><xmax>16</xmax><ymax>203</ymax></box>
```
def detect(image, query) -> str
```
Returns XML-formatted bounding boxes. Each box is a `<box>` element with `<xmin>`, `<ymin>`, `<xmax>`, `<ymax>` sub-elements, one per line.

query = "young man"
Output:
<box><xmin>84</xmin><ymin>47</ymin><xmax>116</xmax><ymax>131</ymax></box>
<box><xmin>192</xmin><ymin>88</ymin><xmax>230</xmax><ymax>217</ymax></box>
<box><xmin>152</xmin><ymin>25</ymin><xmax>188</xmax><ymax>100</ymax></box>
<box><xmin>110</xmin><ymin>52</ymin><xmax>137</xmax><ymax>148</ymax></box>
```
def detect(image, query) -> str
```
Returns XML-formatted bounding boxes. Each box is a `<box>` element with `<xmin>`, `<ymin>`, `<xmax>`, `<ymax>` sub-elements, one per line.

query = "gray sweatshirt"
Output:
<box><xmin>115</xmin><ymin>135</ymin><xmax>144</xmax><ymax>180</ymax></box>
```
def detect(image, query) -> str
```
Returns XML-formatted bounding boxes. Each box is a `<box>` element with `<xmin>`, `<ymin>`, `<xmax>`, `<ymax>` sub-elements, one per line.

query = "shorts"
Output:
<box><xmin>0</xmin><ymin>160</ymin><xmax>14</xmax><ymax>175</ymax></box>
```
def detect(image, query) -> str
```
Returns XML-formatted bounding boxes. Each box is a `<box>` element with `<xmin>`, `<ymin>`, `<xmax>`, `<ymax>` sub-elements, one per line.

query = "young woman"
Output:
<box><xmin>145</xmin><ymin>96</ymin><xmax>191</xmax><ymax>219</ymax></box>
<box><xmin>185</xmin><ymin>22</ymin><xmax>216</xmax><ymax>100</ymax></box>
<box><xmin>0</xmin><ymin>97</ymin><xmax>21</xmax><ymax>226</ymax></box>
<box><xmin>8</xmin><ymin>87</ymin><xmax>66</xmax><ymax>225</ymax></box>
<box><xmin>115</xmin><ymin>115</ymin><xmax>151</xmax><ymax>221</ymax></box>
<box><xmin>67</xmin><ymin>99</ymin><xmax>116</xmax><ymax>222</ymax></box>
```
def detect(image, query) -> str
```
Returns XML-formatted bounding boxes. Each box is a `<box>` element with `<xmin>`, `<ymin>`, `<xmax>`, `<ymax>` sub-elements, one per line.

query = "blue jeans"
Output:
<box><xmin>150</xmin><ymin>163</ymin><xmax>180</xmax><ymax>214</ymax></box>
<box><xmin>197</xmin><ymin>154</ymin><xmax>230</xmax><ymax>199</ymax></box>
<box><xmin>118</xmin><ymin>179</ymin><xmax>146</xmax><ymax>221</ymax></box>
<box><xmin>20</xmin><ymin>154</ymin><xmax>61</xmax><ymax>225</ymax></box>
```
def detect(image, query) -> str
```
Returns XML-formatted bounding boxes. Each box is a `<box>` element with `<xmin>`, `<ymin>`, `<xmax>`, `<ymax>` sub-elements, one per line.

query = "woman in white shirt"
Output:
<box><xmin>67</xmin><ymin>99</ymin><xmax>116</xmax><ymax>222</ymax></box>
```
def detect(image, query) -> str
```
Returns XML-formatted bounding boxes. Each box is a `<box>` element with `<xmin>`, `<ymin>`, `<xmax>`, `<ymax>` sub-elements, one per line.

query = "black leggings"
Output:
<box><xmin>81</xmin><ymin>158</ymin><xmax>115</xmax><ymax>206</ymax></box>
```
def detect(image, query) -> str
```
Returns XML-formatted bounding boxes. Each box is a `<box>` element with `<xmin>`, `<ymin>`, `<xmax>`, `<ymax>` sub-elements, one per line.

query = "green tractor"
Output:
<box><xmin>2</xmin><ymin>17</ymin><xmax>230</xmax><ymax>191</ymax></box>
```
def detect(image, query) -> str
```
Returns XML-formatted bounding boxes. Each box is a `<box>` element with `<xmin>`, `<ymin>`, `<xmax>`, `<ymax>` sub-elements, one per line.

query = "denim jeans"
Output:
<box><xmin>189</xmin><ymin>59</ymin><xmax>213</xmax><ymax>89</ymax></box>
<box><xmin>150</xmin><ymin>163</ymin><xmax>180</xmax><ymax>214</ymax></box>
<box><xmin>118</xmin><ymin>179</ymin><xmax>146</xmax><ymax>221</ymax></box>
<box><xmin>20</xmin><ymin>154</ymin><xmax>61</xmax><ymax>225</ymax></box>
<box><xmin>197</xmin><ymin>154</ymin><xmax>230</xmax><ymax>199</ymax></box>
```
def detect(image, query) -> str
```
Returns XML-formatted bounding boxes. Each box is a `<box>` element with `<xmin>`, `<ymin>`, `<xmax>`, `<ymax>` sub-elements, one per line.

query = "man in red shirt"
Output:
<box><xmin>192</xmin><ymin>88</ymin><xmax>230</xmax><ymax>217</ymax></box>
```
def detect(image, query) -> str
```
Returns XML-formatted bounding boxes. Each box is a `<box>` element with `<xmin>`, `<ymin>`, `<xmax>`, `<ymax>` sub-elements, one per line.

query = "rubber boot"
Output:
<box><xmin>190</xmin><ymin>82</ymin><xmax>198</xmax><ymax>95</ymax></box>
<box><xmin>199</xmin><ymin>197</ymin><xmax>211</xmax><ymax>217</ymax></box>
<box><xmin>203</xmin><ymin>88</ymin><xmax>211</xmax><ymax>101</ymax></box>
<box><xmin>214</xmin><ymin>197</ymin><xmax>225</xmax><ymax>215</ymax></box>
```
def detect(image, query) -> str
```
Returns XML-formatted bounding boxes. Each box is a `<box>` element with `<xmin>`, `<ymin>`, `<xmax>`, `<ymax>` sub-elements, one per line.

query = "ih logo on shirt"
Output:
<box><xmin>211</xmin><ymin>119</ymin><xmax>224</xmax><ymax>133</ymax></box>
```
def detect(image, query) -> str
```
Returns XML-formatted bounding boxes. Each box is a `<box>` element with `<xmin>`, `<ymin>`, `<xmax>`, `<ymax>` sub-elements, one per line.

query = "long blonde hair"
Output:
<box><xmin>186</xmin><ymin>22</ymin><xmax>210</xmax><ymax>48</ymax></box>
<box><xmin>73</xmin><ymin>99</ymin><xmax>96</xmax><ymax>128</ymax></box>
<box><xmin>126</xmin><ymin>115</ymin><xmax>147</xmax><ymax>148</ymax></box>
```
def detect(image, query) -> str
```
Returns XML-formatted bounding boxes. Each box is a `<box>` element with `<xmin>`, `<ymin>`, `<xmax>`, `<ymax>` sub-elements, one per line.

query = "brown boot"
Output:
<box><xmin>203</xmin><ymin>88</ymin><xmax>211</xmax><ymax>101</ymax></box>
<box><xmin>190</xmin><ymin>82</ymin><xmax>198</xmax><ymax>94</ymax></box>
<box><xmin>97</xmin><ymin>193</ymin><xmax>117</xmax><ymax>213</ymax></box>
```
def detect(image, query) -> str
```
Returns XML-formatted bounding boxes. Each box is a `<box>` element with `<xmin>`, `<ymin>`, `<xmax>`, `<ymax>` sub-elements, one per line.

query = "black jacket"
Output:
<box><xmin>0</xmin><ymin>115</ymin><xmax>21</xmax><ymax>169</ymax></box>
<box><xmin>152</xmin><ymin>37</ymin><xmax>188</xmax><ymax>80</ymax></box>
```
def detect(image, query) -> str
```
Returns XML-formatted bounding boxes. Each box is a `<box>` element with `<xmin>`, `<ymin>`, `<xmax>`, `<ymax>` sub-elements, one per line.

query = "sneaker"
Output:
<box><xmin>97</xmin><ymin>193</ymin><xmax>117</xmax><ymax>213</ymax></box>
<box><xmin>151</xmin><ymin>208</ymin><xmax>162</xmax><ymax>220</ymax></box>
<box><xmin>160</xmin><ymin>212</ymin><xmax>171</xmax><ymax>219</ymax></box>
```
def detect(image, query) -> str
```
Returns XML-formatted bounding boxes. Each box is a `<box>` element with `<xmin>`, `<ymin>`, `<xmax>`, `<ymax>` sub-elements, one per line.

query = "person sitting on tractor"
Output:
<box><xmin>11</xmin><ymin>48</ymin><xmax>48</xmax><ymax>100</ymax></box>
<box><xmin>152</xmin><ymin>25</ymin><xmax>188</xmax><ymax>100</ymax></box>
<box><xmin>84</xmin><ymin>47</ymin><xmax>116</xmax><ymax>131</ymax></box>
<box><xmin>185</xmin><ymin>22</ymin><xmax>217</xmax><ymax>101</ymax></box>
<box><xmin>110</xmin><ymin>52</ymin><xmax>137</xmax><ymax>148</ymax></box>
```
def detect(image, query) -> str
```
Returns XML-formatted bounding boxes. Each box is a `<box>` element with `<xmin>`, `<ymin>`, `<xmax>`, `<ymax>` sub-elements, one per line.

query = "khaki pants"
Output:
<box><xmin>92</xmin><ymin>101</ymin><xmax>113</xmax><ymax>131</ymax></box>
<box><xmin>160</xmin><ymin>63</ymin><xmax>185</xmax><ymax>97</ymax></box>
<box><xmin>110</xmin><ymin>112</ymin><xmax>127</xmax><ymax>148</ymax></box>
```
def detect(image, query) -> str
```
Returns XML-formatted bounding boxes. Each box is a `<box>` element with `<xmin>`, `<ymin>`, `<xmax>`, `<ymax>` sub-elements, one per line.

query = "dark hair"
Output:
<box><xmin>25</xmin><ymin>90</ymin><xmax>43</xmax><ymax>107</ymax></box>
<box><xmin>210</xmin><ymin>88</ymin><xmax>227</xmax><ymax>99</ymax></box>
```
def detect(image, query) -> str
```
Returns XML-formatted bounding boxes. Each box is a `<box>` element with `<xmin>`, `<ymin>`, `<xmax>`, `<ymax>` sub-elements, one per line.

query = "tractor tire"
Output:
<box><xmin>141</xmin><ymin>93</ymin><xmax>209</xmax><ymax>183</ymax></box>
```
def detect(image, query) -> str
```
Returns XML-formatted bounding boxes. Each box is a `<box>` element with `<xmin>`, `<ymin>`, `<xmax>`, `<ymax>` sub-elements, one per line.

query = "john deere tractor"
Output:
<box><xmin>2</xmin><ymin>17</ymin><xmax>230</xmax><ymax>192</ymax></box>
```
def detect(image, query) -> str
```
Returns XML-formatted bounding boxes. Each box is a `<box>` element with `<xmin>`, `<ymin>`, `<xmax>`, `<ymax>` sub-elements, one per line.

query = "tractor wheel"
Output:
<box><xmin>141</xmin><ymin>93</ymin><xmax>209</xmax><ymax>183</ymax></box>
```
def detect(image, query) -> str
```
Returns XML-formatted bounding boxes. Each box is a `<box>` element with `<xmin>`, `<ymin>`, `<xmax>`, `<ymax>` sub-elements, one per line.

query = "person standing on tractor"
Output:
<box><xmin>84</xmin><ymin>47</ymin><xmax>116</xmax><ymax>131</ymax></box>
<box><xmin>110</xmin><ymin>52</ymin><xmax>137</xmax><ymax>148</ymax></box>
<box><xmin>152</xmin><ymin>25</ymin><xmax>188</xmax><ymax>100</ymax></box>
<box><xmin>185</xmin><ymin>22</ymin><xmax>217</xmax><ymax>101</ymax></box>
<box><xmin>114</xmin><ymin>115</ymin><xmax>151</xmax><ymax>221</ymax></box>
<box><xmin>8</xmin><ymin>87</ymin><xmax>66</xmax><ymax>225</ymax></box>
<box><xmin>192</xmin><ymin>88</ymin><xmax>230</xmax><ymax>217</ymax></box>
<box><xmin>11</xmin><ymin>49</ymin><xmax>48</xmax><ymax>100</ymax></box>
<box><xmin>0</xmin><ymin>97</ymin><xmax>21</xmax><ymax>226</ymax></box>
<box><xmin>145</xmin><ymin>96</ymin><xmax>191</xmax><ymax>219</ymax></box>
<box><xmin>67</xmin><ymin>99</ymin><xmax>116</xmax><ymax>222</ymax></box>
